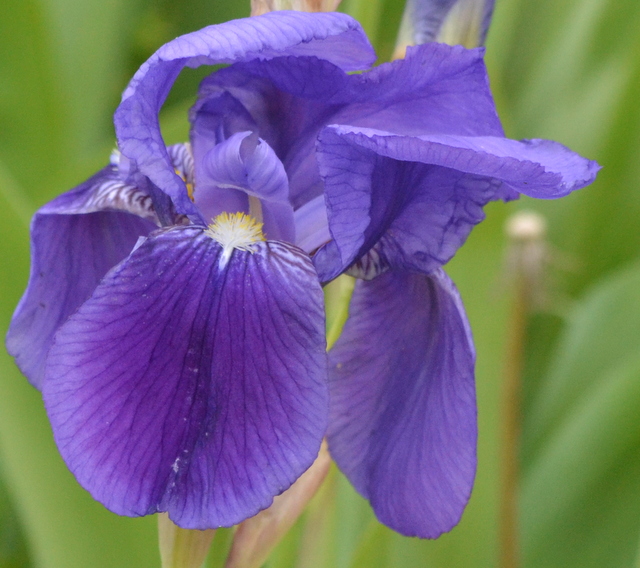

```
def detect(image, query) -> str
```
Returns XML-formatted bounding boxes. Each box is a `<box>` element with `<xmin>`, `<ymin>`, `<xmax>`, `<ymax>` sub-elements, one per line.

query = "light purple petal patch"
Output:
<box><xmin>6</xmin><ymin>167</ymin><xmax>157</xmax><ymax>389</ymax></box>
<box><xmin>314</xmin><ymin>126</ymin><xmax>599</xmax><ymax>281</ymax></box>
<box><xmin>114</xmin><ymin>11</ymin><xmax>375</xmax><ymax>219</ymax></box>
<box><xmin>327</xmin><ymin>269</ymin><xmax>476</xmax><ymax>538</ymax></box>
<box><xmin>43</xmin><ymin>226</ymin><xmax>327</xmax><ymax>528</ymax></box>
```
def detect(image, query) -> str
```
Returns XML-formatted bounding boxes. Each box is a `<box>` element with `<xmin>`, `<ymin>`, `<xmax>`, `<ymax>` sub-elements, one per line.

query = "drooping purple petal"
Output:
<box><xmin>114</xmin><ymin>11</ymin><xmax>375</xmax><ymax>220</ymax></box>
<box><xmin>193</xmin><ymin>131</ymin><xmax>294</xmax><ymax>241</ymax></box>
<box><xmin>327</xmin><ymin>269</ymin><xmax>476</xmax><ymax>538</ymax></box>
<box><xmin>6</xmin><ymin>167</ymin><xmax>157</xmax><ymax>389</ymax></box>
<box><xmin>43</xmin><ymin>226</ymin><xmax>328</xmax><ymax>528</ymax></box>
<box><xmin>192</xmin><ymin>42</ymin><xmax>503</xmax><ymax>208</ymax></box>
<box><xmin>313</xmin><ymin>126</ymin><xmax>599</xmax><ymax>281</ymax></box>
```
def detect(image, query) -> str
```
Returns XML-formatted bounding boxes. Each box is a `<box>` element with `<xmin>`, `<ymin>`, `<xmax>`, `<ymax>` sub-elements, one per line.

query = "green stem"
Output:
<box><xmin>339</xmin><ymin>0</ymin><xmax>384</xmax><ymax>45</ymax></box>
<box><xmin>158</xmin><ymin>514</ymin><xmax>215</xmax><ymax>568</ymax></box>
<box><xmin>500</xmin><ymin>273</ymin><xmax>531</xmax><ymax>568</ymax></box>
<box><xmin>500</xmin><ymin>211</ymin><xmax>547</xmax><ymax>568</ymax></box>
<box><xmin>324</xmin><ymin>275</ymin><xmax>355</xmax><ymax>350</ymax></box>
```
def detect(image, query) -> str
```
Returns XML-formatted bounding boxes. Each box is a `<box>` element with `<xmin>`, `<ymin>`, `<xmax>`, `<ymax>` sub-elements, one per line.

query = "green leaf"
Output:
<box><xmin>487</xmin><ymin>0</ymin><xmax>640</xmax><ymax>295</ymax></box>
<box><xmin>522</xmin><ymin>263</ymin><xmax>640</xmax><ymax>568</ymax></box>
<box><xmin>340</xmin><ymin>0</ymin><xmax>405</xmax><ymax>62</ymax></box>
<box><xmin>348</xmin><ymin>521</ymin><xmax>390</xmax><ymax>568</ymax></box>
<box><xmin>0</xmin><ymin>0</ymin><xmax>67</xmax><ymax>201</ymax></box>
<box><xmin>0</xmin><ymin>191</ymin><xmax>159</xmax><ymax>568</ymax></box>
<box><xmin>0</xmin><ymin>1</ymin><xmax>166</xmax><ymax>566</ymax></box>
<box><xmin>39</xmin><ymin>0</ymin><xmax>147</xmax><ymax>154</ymax></box>
<box><xmin>525</xmin><ymin>263</ymin><xmax>640</xmax><ymax>453</ymax></box>
<box><xmin>0</xmin><ymin>472</ymin><xmax>32</xmax><ymax>568</ymax></box>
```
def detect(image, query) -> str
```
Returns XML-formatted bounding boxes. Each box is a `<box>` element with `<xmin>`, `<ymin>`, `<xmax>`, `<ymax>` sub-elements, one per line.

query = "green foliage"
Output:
<box><xmin>0</xmin><ymin>0</ymin><xmax>638</xmax><ymax>566</ymax></box>
<box><xmin>522</xmin><ymin>264</ymin><xmax>640</xmax><ymax>568</ymax></box>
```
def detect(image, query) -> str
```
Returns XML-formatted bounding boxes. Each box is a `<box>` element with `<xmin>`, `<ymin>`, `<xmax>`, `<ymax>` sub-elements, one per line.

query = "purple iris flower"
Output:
<box><xmin>6</xmin><ymin>11</ymin><xmax>598</xmax><ymax>538</ymax></box>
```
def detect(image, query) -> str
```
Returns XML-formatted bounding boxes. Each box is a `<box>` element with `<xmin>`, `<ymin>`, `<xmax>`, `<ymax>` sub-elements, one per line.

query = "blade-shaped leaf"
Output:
<box><xmin>522</xmin><ymin>263</ymin><xmax>640</xmax><ymax>568</ymax></box>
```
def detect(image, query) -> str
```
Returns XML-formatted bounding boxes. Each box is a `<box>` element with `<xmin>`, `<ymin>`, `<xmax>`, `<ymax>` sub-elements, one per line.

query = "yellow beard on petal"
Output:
<box><xmin>205</xmin><ymin>212</ymin><xmax>265</xmax><ymax>268</ymax></box>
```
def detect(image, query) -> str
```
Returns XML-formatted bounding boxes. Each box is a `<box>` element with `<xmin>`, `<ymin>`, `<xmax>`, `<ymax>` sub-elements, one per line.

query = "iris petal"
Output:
<box><xmin>114</xmin><ymin>11</ymin><xmax>374</xmax><ymax>219</ymax></box>
<box><xmin>327</xmin><ymin>269</ymin><xmax>476</xmax><ymax>538</ymax></box>
<box><xmin>43</xmin><ymin>226</ymin><xmax>328</xmax><ymax>528</ymax></box>
<box><xmin>6</xmin><ymin>166</ymin><xmax>157</xmax><ymax>388</ymax></box>
<box><xmin>191</xmin><ymin>42</ymin><xmax>503</xmax><ymax>209</ymax></box>
<box><xmin>314</xmin><ymin>126</ymin><xmax>599</xmax><ymax>281</ymax></box>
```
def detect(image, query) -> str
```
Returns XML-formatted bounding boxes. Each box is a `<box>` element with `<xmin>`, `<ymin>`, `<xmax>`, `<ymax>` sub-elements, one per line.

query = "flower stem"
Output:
<box><xmin>499</xmin><ymin>273</ymin><xmax>526</xmax><ymax>568</ymax></box>
<box><xmin>500</xmin><ymin>211</ymin><xmax>547</xmax><ymax>568</ymax></box>
<box><xmin>158</xmin><ymin>514</ymin><xmax>216</xmax><ymax>568</ymax></box>
<box><xmin>324</xmin><ymin>275</ymin><xmax>355</xmax><ymax>350</ymax></box>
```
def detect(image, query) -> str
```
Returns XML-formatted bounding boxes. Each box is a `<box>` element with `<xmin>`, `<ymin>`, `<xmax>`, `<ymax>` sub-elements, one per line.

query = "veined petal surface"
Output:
<box><xmin>43</xmin><ymin>226</ymin><xmax>328</xmax><ymax>528</ymax></box>
<box><xmin>6</xmin><ymin>166</ymin><xmax>157</xmax><ymax>388</ymax></box>
<box><xmin>192</xmin><ymin>42</ymin><xmax>503</xmax><ymax>208</ymax></box>
<box><xmin>114</xmin><ymin>11</ymin><xmax>374</xmax><ymax>219</ymax></box>
<box><xmin>314</xmin><ymin>126</ymin><xmax>599</xmax><ymax>281</ymax></box>
<box><xmin>327</xmin><ymin>269</ymin><xmax>476</xmax><ymax>538</ymax></box>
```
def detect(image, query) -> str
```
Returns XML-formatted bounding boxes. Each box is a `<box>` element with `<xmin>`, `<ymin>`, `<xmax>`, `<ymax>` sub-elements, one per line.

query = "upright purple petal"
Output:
<box><xmin>6</xmin><ymin>167</ymin><xmax>157</xmax><ymax>388</ymax></box>
<box><xmin>114</xmin><ymin>11</ymin><xmax>375</xmax><ymax>219</ymax></box>
<box><xmin>314</xmin><ymin>126</ymin><xmax>599</xmax><ymax>281</ymax></box>
<box><xmin>333</xmin><ymin>43</ymin><xmax>502</xmax><ymax>137</ymax></box>
<box><xmin>192</xmin><ymin>42</ymin><xmax>503</xmax><ymax>208</ymax></box>
<box><xmin>43</xmin><ymin>226</ymin><xmax>328</xmax><ymax>528</ymax></box>
<box><xmin>327</xmin><ymin>269</ymin><xmax>476</xmax><ymax>538</ymax></box>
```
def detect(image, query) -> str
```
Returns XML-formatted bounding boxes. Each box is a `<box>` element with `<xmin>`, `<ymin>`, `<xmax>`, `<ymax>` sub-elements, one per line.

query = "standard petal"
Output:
<box><xmin>6</xmin><ymin>167</ymin><xmax>157</xmax><ymax>389</ymax></box>
<box><xmin>192</xmin><ymin>59</ymin><xmax>348</xmax><ymax>209</ymax></box>
<box><xmin>313</xmin><ymin>128</ymin><xmax>499</xmax><ymax>281</ymax></box>
<box><xmin>114</xmin><ymin>11</ymin><xmax>374</xmax><ymax>219</ymax></box>
<box><xmin>43</xmin><ymin>226</ymin><xmax>328</xmax><ymax>528</ymax></box>
<box><xmin>335</xmin><ymin>128</ymin><xmax>600</xmax><ymax>198</ymax></box>
<box><xmin>191</xmin><ymin>42</ymin><xmax>503</xmax><ymax>208</ymax></box>
<box><xmin>327</xmin><ymin>269</ymin><xmax>476</xmax><ymax>538</ymax></box>
<box><xmin>313</xmin><ymin>126</ymin><xmax>598</xmax><ymax>281</ymax></box>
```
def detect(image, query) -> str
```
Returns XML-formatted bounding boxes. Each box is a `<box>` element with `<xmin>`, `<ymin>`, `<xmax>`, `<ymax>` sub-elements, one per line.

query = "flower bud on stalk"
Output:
<box><xmin>499</xmin><ymin>210</ymin><xmax>548</xmax><ymax>568</ymax></box>
<box><xmin>251</xmin><ymin>0</ymin><xmax>342</xmax><ymax>16</ymax></box>
<box><xmin>158</xmin><ymin>515</ymin><xmax>216</xmax><ymax>568</ymax></box>
<box><xmin>505</xmin><ymin>210</ymin><xmax>549</xmax><ymax>309</ymax></box>
<box><xmin>225</xmin><ymin>442</ymin><xmax>332</xmax><ymax>568</ymax></box>
<box><xmin>394</xmin><ymin>0</ymin><xmax>495</xmax><ymax>58</ymax></box>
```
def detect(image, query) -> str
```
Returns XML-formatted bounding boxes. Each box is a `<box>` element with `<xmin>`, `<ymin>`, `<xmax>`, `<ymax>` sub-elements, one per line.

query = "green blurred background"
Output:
<box><xmin>1</xmin><ymin>0</ymin><xmax>639</xmax><ymax>566</ymax></box>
